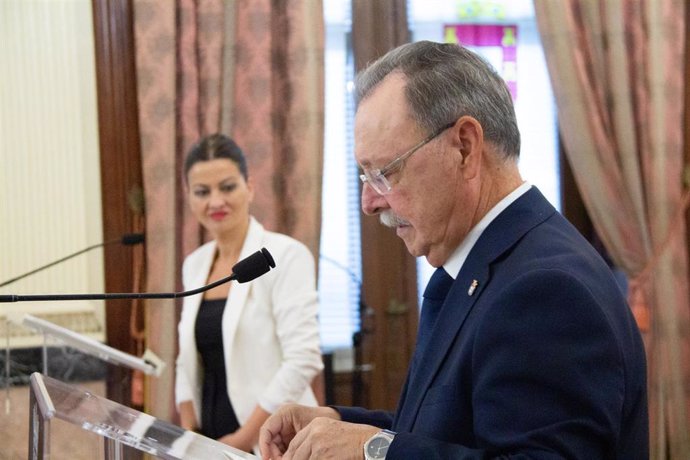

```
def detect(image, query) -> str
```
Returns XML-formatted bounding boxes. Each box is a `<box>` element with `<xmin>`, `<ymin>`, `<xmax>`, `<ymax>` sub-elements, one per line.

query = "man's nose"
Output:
<box><xmin>361</xmin><ymin>183</ymin><xmax>389</xmax><ymax>215</ymax></box>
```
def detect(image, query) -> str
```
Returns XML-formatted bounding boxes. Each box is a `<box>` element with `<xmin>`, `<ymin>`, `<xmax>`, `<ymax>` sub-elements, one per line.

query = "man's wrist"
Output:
<box><xmin>324</xmin><ymin>405</ymin><xmax>343</xmax><ymax>420</ymax></box>
<box><xmin>363</xmin><ymin>429</ymin><xmax>396</xmax><ymax>460</ymax></box>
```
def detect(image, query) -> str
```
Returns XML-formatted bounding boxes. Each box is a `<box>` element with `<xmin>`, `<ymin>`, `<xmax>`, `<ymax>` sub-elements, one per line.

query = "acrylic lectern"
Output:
<box><xmin>28</xmin><ymin>372</ymin><xmax>257</xmax><ymax>460</ymax></box>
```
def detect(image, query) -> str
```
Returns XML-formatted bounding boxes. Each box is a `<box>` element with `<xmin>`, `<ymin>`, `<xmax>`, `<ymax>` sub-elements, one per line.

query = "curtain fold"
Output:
<box><xmin>133</xmin><ymin>0</ymin><xmax>179</xmax><ymax>421</ymax></box>
<box><xmin>534</xmin><ymin>1</ymin><xmax>690</xmax><ymax>457</ymax></box>
<box><xmin>230</xmin><ymin>0</ymin><xmax>324</xmax><ymax>257</ymax></box>
<box><xmin>133</xmin><ymin>0</ymin><xmax>324</xmax><ymax>420</ymax></box>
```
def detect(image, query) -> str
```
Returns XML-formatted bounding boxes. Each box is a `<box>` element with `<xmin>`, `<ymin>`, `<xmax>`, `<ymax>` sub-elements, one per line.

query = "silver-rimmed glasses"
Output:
<box><xmin>359</xmin><ymin>122</ymin><xmax>455</xmax><ymax>195</ymax></box>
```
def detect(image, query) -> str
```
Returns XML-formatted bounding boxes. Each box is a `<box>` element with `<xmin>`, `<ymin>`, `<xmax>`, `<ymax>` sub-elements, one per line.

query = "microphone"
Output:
<box><xmin>0</xmin><ymin>248</ymin><xmax>275</xmax><ymax>303</ymax></box>
<box><xmin>0</xmin><ymin>233</ymin><xmax>146</xmax><ymax>288</ymax></box>
<box><xmin>120</xmin><ymin>233</ymin><xmax>146</xmax><ymax>245</ymax></box>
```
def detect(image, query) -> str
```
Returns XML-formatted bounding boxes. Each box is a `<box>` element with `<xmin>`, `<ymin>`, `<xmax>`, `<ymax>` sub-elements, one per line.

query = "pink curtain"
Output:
<box><xmin>230</xmin><ymin>0</ymin><xmax>324</xmax><ymax>256</ymax></box>
<box><xmin>133</xmin><ymin>0</ymin><xmax>324</xmax><ymax>420</ymax></box>
<box><xmin>534</xmin><ymin>1</ymin><xmax>690</xmax><ymax>457</ymax></box>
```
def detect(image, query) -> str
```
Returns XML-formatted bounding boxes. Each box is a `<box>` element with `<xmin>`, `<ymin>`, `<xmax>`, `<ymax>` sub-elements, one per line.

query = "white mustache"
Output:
<box><xmin>380</xmin><ymin>211</ymin><xmax>409</xmax><ymax>228</ymax></box>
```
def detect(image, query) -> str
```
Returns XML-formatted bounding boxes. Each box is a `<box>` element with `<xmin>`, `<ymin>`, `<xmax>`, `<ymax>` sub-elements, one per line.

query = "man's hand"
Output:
<box><xmin>260</xmin><ymin>404</ymin><xmax>338</xmax><ymax>459</ymax></box>
<box><xmin>259</xmin><ymin>404</ymin><xmax>380</xmax><ymax>459</ymax></box>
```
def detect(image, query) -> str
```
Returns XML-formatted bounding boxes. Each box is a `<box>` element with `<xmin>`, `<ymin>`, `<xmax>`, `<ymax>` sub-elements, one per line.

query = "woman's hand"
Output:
<box><xmin>218</xmin><ymin>429</ymin><xmax>255</xmax><ymax>453</ymax></box>
<box><xmin>178</xmin><ymin>401</ymin><xmax>198</xmax><ymax>432</ymax></box>
<box><xmin>218</xmin><ymin>404</ymin><xmax>272</xmax><ymax>453</ymax></box>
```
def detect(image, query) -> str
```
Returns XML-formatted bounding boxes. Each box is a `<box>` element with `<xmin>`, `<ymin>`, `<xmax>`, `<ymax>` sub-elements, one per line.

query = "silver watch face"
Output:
<box><xmin>365</xmin><ymin>435</ymin><xmax>391</xmax><ymax>459</ymax></box>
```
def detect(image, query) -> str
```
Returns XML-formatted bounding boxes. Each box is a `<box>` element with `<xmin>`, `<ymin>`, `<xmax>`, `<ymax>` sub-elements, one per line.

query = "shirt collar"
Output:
<box><xmin>444</xmin><ymin>182</ymin><xmax>532</xmax><ymax>279</ymax></box>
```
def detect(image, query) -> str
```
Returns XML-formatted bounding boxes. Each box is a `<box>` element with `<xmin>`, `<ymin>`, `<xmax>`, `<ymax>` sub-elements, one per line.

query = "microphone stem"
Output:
<box><xmin>0</xmin><ymin>273</ymin><xmax>236</xmax><ymax>303</ymax></box>
<box><xmin>0</xmin><ymin>238</ymin><xmax>121</xmax><ymax>288</ymax></box>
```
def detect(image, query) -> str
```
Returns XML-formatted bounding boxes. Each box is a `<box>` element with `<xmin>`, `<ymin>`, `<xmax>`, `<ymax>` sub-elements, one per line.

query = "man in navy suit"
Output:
<box><xmin>259</xmin><ymin>41</ymin><xmax>648</xmax><ymax>459</ymax></box>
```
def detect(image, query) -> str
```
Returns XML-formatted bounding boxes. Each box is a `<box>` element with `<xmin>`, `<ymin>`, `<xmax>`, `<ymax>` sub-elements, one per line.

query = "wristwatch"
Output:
<box><xmin>364</xmin><ymin>429</ymin><xmax>396</xmax><ymax>460</ymax></box>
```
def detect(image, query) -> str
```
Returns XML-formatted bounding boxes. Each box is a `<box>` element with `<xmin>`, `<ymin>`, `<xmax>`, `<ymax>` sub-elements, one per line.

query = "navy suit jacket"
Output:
<box><xmin>338</xmin><ymin>188</ymin><xmax>648</xmax><ymax>459</ymax></box>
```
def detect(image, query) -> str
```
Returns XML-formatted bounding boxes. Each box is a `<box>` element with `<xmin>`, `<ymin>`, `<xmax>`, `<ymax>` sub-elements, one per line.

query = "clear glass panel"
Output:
<box><xmin>21</xmin><ymin>315</ymin><xmax>160</xmax><ymax>376</ymax></box>
<box><xmin>30</xmin><ymin>373</ymin><xmax>256</xmax><ymax>460</ymax></box>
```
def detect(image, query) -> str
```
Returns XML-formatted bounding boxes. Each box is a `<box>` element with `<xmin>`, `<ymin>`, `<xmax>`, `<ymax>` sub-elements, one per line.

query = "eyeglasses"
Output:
<box><xmin>359</xmin><ymin>122</ymin><xmax>455</xmax><ymax>195</ymax></box>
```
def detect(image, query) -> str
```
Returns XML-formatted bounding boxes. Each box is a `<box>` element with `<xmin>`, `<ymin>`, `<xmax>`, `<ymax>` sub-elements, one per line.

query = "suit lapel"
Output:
<box><xmin>222</xmin><ymin>218</ymin><xmax>265</xmax><ymax>369</ymax></box>
<box><xmin>394</xmin><ymin>264</ymin><xmax>489</xmax><ymax>431</ymax></box>
<box><xmin>394</xmin><ymin>188</ymin><xmax>556</xmax><ymax>432</ymax></box>
<box><xmin>186</xmin><ymin>241</ymin><xmax>217</xmax><ymax>320</ymax></box>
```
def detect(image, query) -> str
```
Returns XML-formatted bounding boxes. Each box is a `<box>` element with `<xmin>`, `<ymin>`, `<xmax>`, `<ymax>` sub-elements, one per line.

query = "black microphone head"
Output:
<box><xmin>121</xmin><ymin>233</ymin><xmax>145</xmax><ymax>245</ymax></box>
<box><xmin>232</xmin><ymin>248</ymin><xmax>276</xmax><ymax>283</ymax></box>
<box><xmin>261</xmin><ymin>247</ymin><xmax>276</xmax><ymax>268</ymax></box>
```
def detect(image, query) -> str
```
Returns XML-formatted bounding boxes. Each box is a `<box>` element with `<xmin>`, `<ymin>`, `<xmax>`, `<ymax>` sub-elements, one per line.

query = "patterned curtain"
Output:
<box><xmin>534</xmin><ymin>1</ymin><xmax>690</xmax><ymax>457</ymax></box>
<box><xmin>132</xmin><ymin>0</ymin><xmax>324</xmax><ymax>420</ymax></box>
<box><xmin>229</xmin><ymin>1</ymin><xmax>324</xmax><ymax>256</ymax></box>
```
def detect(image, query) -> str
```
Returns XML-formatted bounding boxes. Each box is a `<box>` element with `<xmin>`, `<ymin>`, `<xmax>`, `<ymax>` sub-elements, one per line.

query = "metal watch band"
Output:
<box><xmin>364</xmin><ymin>429</ymin><xmax>396</xmax><ymax>460</ymax></box>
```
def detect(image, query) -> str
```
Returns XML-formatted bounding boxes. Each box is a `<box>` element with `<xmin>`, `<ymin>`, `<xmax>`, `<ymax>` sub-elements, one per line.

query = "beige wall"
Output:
<box><xmin>0</xmin><ymin>0</ymin><xmax>105</xmax><ymax>345</ymax></box>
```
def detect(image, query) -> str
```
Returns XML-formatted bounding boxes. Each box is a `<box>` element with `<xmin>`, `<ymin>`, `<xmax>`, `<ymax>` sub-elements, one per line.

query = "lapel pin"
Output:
<box><xmin>468</xmin><ymin>279</ymin><xmax>478</xmax><ymax>296</ymax></box>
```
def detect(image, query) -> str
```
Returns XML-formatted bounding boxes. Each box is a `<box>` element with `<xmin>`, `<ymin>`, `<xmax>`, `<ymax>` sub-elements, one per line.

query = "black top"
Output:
<box><xmin>195</xmin><ymin>298</ymin><xmax>240</xmax><ymax>439</ymax></box>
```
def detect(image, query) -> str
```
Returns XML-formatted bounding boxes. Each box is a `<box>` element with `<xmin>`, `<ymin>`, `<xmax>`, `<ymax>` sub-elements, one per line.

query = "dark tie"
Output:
<box><xmin>394</xmin><ymin>267</ymin><xmax>455</xmax><ymax>429</ymax></box>
<box><xmin>415</xmin><ymin>267</ymin><xmax>454</xmax><ymax>357</ymax></box>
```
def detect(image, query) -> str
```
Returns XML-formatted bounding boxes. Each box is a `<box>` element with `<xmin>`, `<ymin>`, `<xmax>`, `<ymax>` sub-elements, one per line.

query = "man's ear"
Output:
<box><xmin>450</xmin><ymin>116</ymin><xmax>484</xmax><ymax>179</ymax></box>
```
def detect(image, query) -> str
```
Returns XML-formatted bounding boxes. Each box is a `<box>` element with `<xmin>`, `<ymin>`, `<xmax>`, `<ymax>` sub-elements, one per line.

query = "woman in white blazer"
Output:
<box><xmin>175</xmin><ymin>134</ymin><xmax>323</xmax><ymax>454</ymax></box>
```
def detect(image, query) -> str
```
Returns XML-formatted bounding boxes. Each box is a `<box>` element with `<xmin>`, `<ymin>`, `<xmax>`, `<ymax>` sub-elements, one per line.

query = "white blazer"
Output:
<box><xmin>175</xmin><ymin>217</ymin><xmax>323</xmax><ymax>427</ymax></box>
